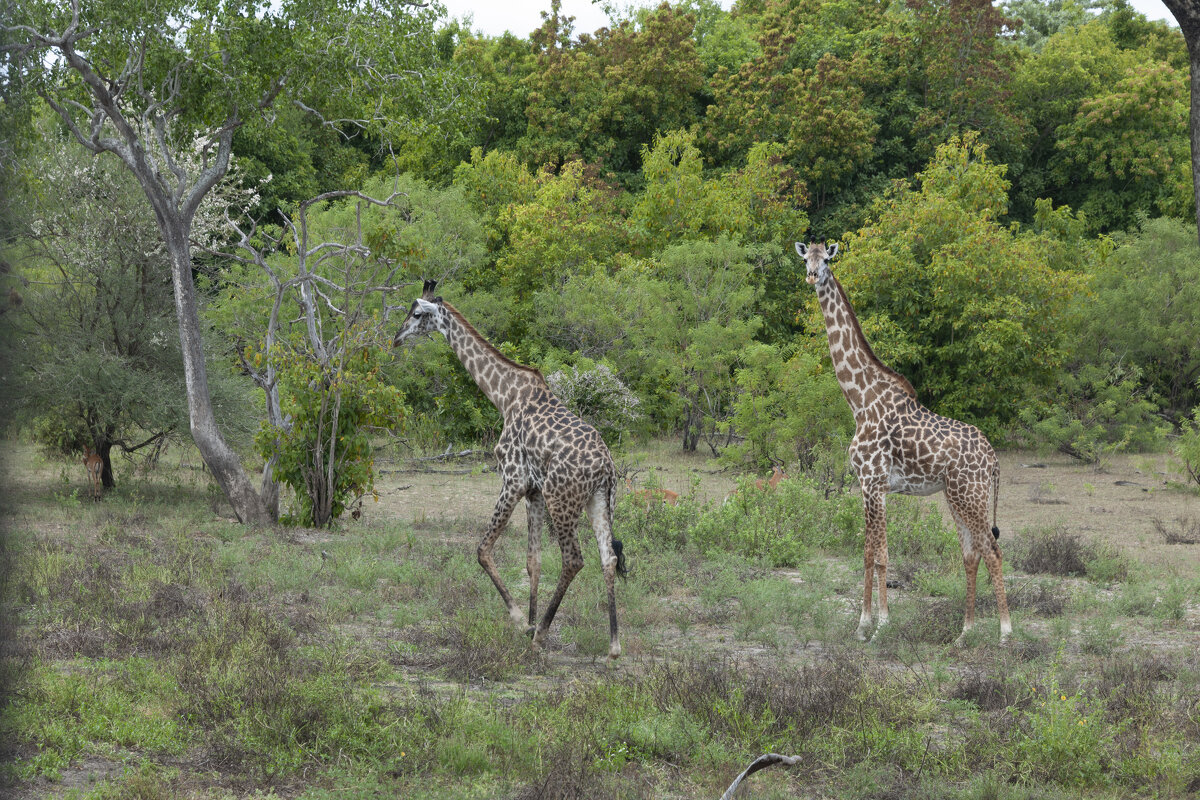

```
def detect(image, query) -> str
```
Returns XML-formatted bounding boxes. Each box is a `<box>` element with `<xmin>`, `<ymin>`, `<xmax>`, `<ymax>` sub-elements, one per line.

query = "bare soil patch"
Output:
<box><xmin>366</xmin><ymin>446</ymin><xmax>1200</xmax><ymax>576</ymax></box>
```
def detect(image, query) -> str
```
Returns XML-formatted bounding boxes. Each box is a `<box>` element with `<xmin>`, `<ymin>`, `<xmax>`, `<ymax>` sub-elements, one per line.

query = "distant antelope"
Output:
<box><xmin>724</xmin><ymin>464</ymin><xmax>788</xmax><ymax>504</ymax></box>
<box><xmin>625</xmin><ymin>478</ymin><xmax>680</xmax><ymax>510</ymax></box>
<box><xmin>83</xmin><ymin>445</ymin><xmax>103</xmax><ymax>501</ymax></box>
<box><xmin>756</xmin><ymin>464</ymin><xmax>787</xmax><ymax>491</ymax></box>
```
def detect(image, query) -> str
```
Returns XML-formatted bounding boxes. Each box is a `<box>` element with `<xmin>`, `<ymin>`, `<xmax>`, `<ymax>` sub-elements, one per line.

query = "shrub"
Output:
<box><xmin>1018</xmin><ymin>360</ymin><xmax>1167</xmax><ymax>468</ymax></box>
<box><xmin>689</xmin><ymin>476</ymin><xmax>861</xmax><ymax>566</ymax></box>
<box><xmin>1012</xmin><ymin>681</ymin><xmax>1119</xmax><ymax>788</ymax></box>
<box><xmin>1013</xmin><ymin>526</ymin><xmax>1129</xmax><ymax>584</ymax></box>
<box><xmin>546</xmin><ymin>361</ymin><xmax>643</xmax><ymax>449</ymax></box>
<box><xmin>258</xmin><ymin>335</ymin><xmax>406</xmax><ymax>527</ymax></box>
<box><xmin>1013</xmin><ymin>527</ymin><xmax>1090</xmax><ymax>576</ymax></box>
<box><xmin>721</xmin><ymin>345</ymin><xmax>852</xmax><ymax>472</ymax></box>
<box><xmin>1173</xmin><ymin>405</ymin><xmax>1200</xmax><ymax>491</ymax></box>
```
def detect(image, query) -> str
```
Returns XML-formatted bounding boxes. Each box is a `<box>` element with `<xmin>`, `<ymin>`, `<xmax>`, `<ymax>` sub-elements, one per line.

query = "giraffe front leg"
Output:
<box><xmin>985</xmin><ymin>546</ymin><xmax>1013</xmax><ymax>644</ymax></box>
<box><xmin>875</xmin><ymin>538</ymin><xmax>890</xmax><ymax>633</ymax></box>
<box><xmin>857</xmin><ymin>491</ymin><xmax>886</xmax><ymax>641</ymax></box>
<box><xmin>956</xmin><ymin>553</ymin><xmax>981</xmax><ymax>646</ymax></box>
<box><xmin>525</xmin><ymin>491</ymin><xmax>546</xmax><ymax>628</ymax></box>
<box><xmin>477</xmin><ymin>489</ymin><xmax>525</xmax><ymax>628</ymax></box>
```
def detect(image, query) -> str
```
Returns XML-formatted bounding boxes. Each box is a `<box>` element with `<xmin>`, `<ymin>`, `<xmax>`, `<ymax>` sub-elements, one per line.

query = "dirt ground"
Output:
<box><xmin>367</xmin><ymin>445</ymin><xmax>1200</xmax><ymax>575</ymax></box>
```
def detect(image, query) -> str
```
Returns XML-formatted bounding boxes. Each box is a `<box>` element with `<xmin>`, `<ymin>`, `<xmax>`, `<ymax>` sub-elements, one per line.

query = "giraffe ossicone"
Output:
<box><xmin>393</xmin><ymin>280</ymin><xmax>625</xmax><ymax>660</ymax></box>
<box><xmin>796</xmin><ymin>241</ymin><xmax>1012</xmax><ymax>644</ymax></box>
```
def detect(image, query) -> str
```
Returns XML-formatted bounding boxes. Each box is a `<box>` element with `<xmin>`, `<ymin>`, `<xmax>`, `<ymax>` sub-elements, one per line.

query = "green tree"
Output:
<box><xmin>628</xmin><ymin>238</ymin><xmax>763</xmax><ymax>452</ymax></box>
<box><xmin>1162</xmin><ymin>0</ymin><xmax>1200</xmax><ymax>243</ymax></box>
<box><xmin>453</xmin><ymin>32</ymin><xmax>536</xmax><ymax>153</ymax></box>
<box><xmin>519</xmin><ymin>0</ymin><xmax>704</xmax><ymax>173</ymax></box>
<box><xmin>3</xmin><ymin>0</ymin><xmax>480</xmax><ymax>524</ymax></box>
<box><xmin>1</xmin><ymin>132</ymin><xmax>251</xmax><ymax>485</ymax></box>
<box><xmin>798</xmin><ymin>134</ymin><xmax>1085</xmax><ymax>435</ymax></box>
<box><xmin>1072</xmin><ymin>217</ymin><xmax>1200</xmax><ymax>420</ymax></box>
<box><xmin>629</xmin><ymin>130</ymin><xmax>808</xmax><ymax>252</ymax></box>
<box><xmin>903</xmin><ymin>0</ymin><xmax>1027</xmax><ymax>164</ymax></box>
<box><xmin>704</xmin><ymin>19</ymin><xmax>877</xmax><ymax>206</ymax></box>
<box><xmin>493</xmin><ymin>160</ymin><xmax>629</xmax><ymax>308</ymax></box>
<box><xmin>1054</xmin><ymin>61</ymin><xmax>1191</xmax><ymax>227</ymax></box>
<box><xmin>1012</xmin><ymin>15</ymin><xmax>1190</xmax><ymax>229</ymax></box>
<box><xmin>1002</xmin><ymin>0</ymin><xmax>1100</xmax><ymax>50</ymax></box>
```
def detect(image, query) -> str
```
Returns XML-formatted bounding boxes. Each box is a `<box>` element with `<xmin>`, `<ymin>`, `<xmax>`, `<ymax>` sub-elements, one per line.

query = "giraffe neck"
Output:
<box><xmin>815</xmin><ymin>275</ymin><xmax>915</xmax><ymax>420</ymax></box>
<box><xmin>437</xmin><ymin>302</ymin><xmax>545</xmax><ymax>416</ymax></box>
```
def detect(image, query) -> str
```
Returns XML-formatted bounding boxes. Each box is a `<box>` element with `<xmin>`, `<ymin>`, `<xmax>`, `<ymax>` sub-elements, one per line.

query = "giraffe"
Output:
<box><xmin>393</xmin><ymin>281</ymin><xmax>626</xmax><ymax>660</ymax></box>
<box><xmin>795</xmin><ymin>242</ymin><xmax>1012</xmax><ymax>644</ymax></box>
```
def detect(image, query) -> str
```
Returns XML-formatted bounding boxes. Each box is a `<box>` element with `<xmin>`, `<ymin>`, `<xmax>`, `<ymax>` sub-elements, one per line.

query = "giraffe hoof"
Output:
<box><xmin>524</xmin><ymin>625</ymin><xmax>536</xmax><ymax>639</ymax></box>
<box><xmin>855</xmin><ymin>627</ymin><xmax>871</xmax><ymax>642</ymax></box>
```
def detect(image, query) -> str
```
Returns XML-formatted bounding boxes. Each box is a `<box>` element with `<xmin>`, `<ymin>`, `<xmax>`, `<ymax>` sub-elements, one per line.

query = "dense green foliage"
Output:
<box><xmin>6</xmin><ymin>0</ymin><xmax>1200</xmax><ymax>478</ymax></box>
<box><xmin>256</xmin><ymin>332</ymin><xmax>406</xmax><ymax>527</ymax></box>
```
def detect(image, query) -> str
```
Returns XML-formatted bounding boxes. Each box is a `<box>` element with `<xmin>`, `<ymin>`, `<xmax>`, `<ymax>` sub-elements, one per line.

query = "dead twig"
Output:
<box><xmin>720</xmin><ymin>753</ymin><xmax>801</xmax><ymax>800</ymax></box>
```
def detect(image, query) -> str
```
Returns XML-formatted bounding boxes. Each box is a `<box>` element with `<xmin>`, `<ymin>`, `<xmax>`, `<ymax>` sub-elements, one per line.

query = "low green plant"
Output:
<box><xmin>1012</xmin><ymin>680</ymin><xmax>1120</xmax><ymax>788</ymax></box>
<box><xmin>1</xmin><ymin>659</ymin><xmax>189</xmax><ymax>781</ymax></box>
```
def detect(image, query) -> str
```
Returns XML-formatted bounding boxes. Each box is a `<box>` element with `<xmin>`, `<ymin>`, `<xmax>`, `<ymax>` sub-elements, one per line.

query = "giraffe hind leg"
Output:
<box><xmin>531</xmin><ymin>494</ymin><xmax>586</xmax><ymax>650</ymax></box>
<box><xmin>587</xmin><ymin>488</ymin><xmax>621</xmax><ymax>660</ymax></box>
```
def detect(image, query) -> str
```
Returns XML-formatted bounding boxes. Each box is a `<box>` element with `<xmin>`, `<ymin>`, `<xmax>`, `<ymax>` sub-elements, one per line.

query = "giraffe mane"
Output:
<box><xmin>829</xmin><ymin>275</ymin><xmax>917</xmax><ymax>399</ymax></box>
<box><xmin>441</xmin><ymin>301</ymin><xmax>548</xmax><ymax>386</ymax></box>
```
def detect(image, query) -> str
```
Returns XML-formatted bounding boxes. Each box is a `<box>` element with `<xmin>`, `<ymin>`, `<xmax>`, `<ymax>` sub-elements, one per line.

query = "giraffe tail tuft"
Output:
<box><xmin>613</xmin><ymin>539</ymin><xmax>628</xmax><ymax>580</ymax></box>
<box><xmin>992</xmin><ymin>525</ymin><xmax>1000</xmax><ymax>541</ymax></box>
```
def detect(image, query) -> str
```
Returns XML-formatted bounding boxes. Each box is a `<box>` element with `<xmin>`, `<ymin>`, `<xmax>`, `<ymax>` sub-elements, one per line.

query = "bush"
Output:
<box><xmin>1013</xmin><ymin>526</ymin><xmax>1128</xmax><ymax>583</ymax></box>
<box><xmin>257</xmin><ymin>333</ymin><xmax>406</xmax><ymax>527</ymax></box>
<box><xmin>1018</xmin><ymin>360</ymin><xmax>1167</xmax><ymax>468</ymax></box>
<box><xmin>689</xmin><ymin>476</ymin><xmax>861</xmax><ymax>566</ymax></box>
<box><xmin>1173</xmin><ymin>405</ymin><xmax>1200</xmax><ymax>491</ymax></box>
<box><xmin>721</xmin><ymin>345</ymin><xmax>852</xmax><ymax>472</ymax></box>
<box><xmin>546</xmin><ymin>361</ymin><xmax>643</xmax><ymax>449</ymax></box>
<box><xmin>1013</xmin><ymin>527</ymin><xmax>1091</xmax><ymax>576</ymax></box>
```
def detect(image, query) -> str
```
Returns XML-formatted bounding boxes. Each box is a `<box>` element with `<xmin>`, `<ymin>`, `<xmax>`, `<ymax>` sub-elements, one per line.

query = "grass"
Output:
<box><xmin>3</xmin><ymin>440</ymin><xmax>1200</xmax><ymax>798</ymax></box>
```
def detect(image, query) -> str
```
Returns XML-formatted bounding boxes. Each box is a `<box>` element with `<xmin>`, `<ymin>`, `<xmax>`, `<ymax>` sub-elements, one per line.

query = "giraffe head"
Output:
<box><xmin>392</xmin><ymin>279</ymin><xmax>445</xmax><ymax>347</ymax></box>
<box><xmin>795</xmin><ymin>241</ymin><xmax>838</xmax><ymax>286</ymax></box>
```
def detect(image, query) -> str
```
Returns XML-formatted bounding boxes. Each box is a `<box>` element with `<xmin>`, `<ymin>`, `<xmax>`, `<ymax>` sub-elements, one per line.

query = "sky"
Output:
<box><xmin>438</xmin><ymin>0</ymin><xmax>1175</xmax><ymax>40</ymax></box>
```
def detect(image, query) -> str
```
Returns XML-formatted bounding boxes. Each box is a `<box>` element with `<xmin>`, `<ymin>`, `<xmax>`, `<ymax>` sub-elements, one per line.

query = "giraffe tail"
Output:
<box><xmin>991</xmin><ymin>460</ymin><xmax>1001</xmax><ymax>543</ymax></box>
<box><xmin>607</xmin><ymin>472</ymin><xmax>628</xmax><ymax>579</ymax></box>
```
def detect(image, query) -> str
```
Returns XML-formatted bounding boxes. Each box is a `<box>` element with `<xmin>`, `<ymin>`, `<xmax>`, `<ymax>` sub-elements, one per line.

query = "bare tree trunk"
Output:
<box><xmin>163</xmin><ymin>225</ymin><xmax>272</xmax><ymax>525</ymax></box>
<box><xmin>1164</xmin><ymin>0</ymin><xmax>1200</xmax><ymax>245</ymax></box>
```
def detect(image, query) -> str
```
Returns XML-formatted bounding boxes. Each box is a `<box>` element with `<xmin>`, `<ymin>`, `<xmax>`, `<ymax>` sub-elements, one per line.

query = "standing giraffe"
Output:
<box><xmin>393</xmin><ymin>281</ymin><xmax>626</xmax><ymax>660</ymax></box>
<box><xmin>796</xmin><ymin>242</ymin><xmax>1011</xmax><ymax>644</ymax></box>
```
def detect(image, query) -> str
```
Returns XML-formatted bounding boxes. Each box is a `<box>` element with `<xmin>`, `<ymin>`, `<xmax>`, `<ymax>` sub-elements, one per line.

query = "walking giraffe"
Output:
<box><xmin>796</xmin><ymin>242</ymin><xmax>1012</xmax><ymax>644</ymax></box>
<box><xmin>393</xmin><ymin>281</ymin><xmax>626</xmax><ymax>659</ymax></box>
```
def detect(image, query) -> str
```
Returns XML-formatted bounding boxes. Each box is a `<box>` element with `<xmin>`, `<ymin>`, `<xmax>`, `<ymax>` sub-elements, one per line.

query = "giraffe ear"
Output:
<box><xmin>794</xmin><ymin>242</ymin><xmax>807</xmax><ymax>257</ymax></box>
<box><xmin>827</xmin><ymin>243</ymin><xmax>839</xmax><ymax>259</ymax></box>
<box><xmin>433</xmin><ymin>296</ymin><xmax>443</xmax><ymax>304</ymax></box>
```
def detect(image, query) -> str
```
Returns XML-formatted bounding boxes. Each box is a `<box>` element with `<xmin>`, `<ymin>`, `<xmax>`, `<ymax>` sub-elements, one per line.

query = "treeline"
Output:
<box><xmin>4</xmin><ymin>0</ymin><xmax>1200</xmax><ymax>522</ymax></box>
<box><xmin>214</xmin><ymin>0</ymin><xmax>1194</xmax><ymax>470</ymax></box>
